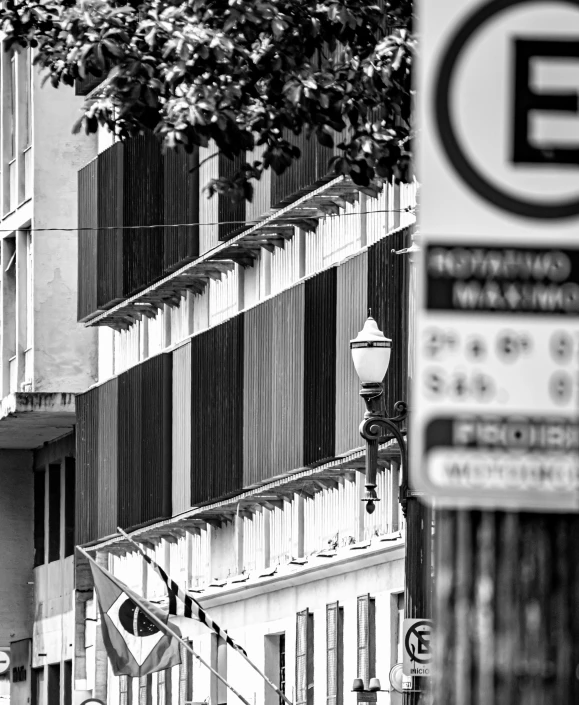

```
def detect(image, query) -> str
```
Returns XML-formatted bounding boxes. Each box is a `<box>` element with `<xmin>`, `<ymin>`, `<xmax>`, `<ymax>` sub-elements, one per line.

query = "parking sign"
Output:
<box><xmin>413</xmin><ymin>0</ymin><xmax>579</xmax><ymax>509</ymax></box>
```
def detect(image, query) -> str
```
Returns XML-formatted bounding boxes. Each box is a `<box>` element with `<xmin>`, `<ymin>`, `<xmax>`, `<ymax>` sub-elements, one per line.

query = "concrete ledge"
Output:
<box><xmin>0</xmin><ymin>393</ymin><xmax>76</xmax><ymax>449</ymax></box>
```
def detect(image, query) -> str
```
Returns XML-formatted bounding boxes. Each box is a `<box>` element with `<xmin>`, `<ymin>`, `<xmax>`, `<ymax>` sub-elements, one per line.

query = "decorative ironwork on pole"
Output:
<box><xmin>350</xmin><ymin>315</ymin><xmax>408</xmax><ymax>515</ymax></box>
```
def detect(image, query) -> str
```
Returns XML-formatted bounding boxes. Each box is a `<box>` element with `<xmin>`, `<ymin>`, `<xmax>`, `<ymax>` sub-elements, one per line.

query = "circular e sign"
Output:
<box><xmin>435</xmin><ymin>0</ymin><xmax>579</xmax><ymax>219</ymax></box>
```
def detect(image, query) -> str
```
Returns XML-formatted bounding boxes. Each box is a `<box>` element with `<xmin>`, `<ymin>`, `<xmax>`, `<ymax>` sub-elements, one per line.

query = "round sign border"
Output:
<box><xmin>404</xmin><ymin>619</ymin><xmax>433</xmax><ymax>666</ymax></box>
<box><xmin>434</xmin><ymin>0</ymin><xmax>579</xmax><ymax>220</ymax></box>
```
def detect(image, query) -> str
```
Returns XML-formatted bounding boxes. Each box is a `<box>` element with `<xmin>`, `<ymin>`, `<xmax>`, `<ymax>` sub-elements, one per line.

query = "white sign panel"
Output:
<box><xmin>414</xmin><ymin>0</ymin><xmax>579</xmax><ymax>509</ymax></box>
<box><xmin>403</xmin><ymin>619</ymin><xmax>433</xmax><ymax>677</ymax></box>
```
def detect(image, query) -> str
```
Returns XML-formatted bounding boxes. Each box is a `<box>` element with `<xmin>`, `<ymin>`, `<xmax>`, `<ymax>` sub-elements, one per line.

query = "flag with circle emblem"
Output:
<box><xmin>86</xmin><ymin>551</ymin><xmax>182</xmax><ymax>677</ymax></box>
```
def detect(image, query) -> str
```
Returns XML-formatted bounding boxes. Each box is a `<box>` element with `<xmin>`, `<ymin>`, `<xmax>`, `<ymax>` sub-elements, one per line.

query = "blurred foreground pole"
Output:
<box><xmin>403</xmin><ymin>496</ymin><xmax>432</xmax><ymax>705</ymax></box>
<box><xmin>435</xmin><ymin>511</ymin><xmax>579</xmax><ymax>704</ymax></box>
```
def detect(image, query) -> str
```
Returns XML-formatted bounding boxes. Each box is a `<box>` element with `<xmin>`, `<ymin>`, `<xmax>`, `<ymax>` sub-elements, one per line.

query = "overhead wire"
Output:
<box><xmin>0</xmin><ymin>206</ymin><xmax>416</xmax><ymax>233</ymax></box>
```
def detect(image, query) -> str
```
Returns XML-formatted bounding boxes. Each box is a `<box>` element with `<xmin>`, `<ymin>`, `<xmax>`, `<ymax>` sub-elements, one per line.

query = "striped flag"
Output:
<box><xmin>124</xmin><ymin>534</ymin><xmax>247</xmax><ymax>656</ymax></box>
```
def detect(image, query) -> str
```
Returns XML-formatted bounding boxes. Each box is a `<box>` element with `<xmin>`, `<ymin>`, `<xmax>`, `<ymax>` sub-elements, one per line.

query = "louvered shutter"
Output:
<box><xmin>179</xmin><ymin>641</ymin><xmax>193</xmax><ymax>705</ymax></box>
<box><xmin>119</xmin><ymin>676</ymin><xmax>132</xmax><ymax>705</ymax></box>
<box><xmin>158</xmin><ymin>669</ymin><xmax>172</xmax><ymax>705</ymax></box>
<box><xmin>357</xmin><ymin>595</ymin><xmax>376</xmax><ymax>702</ymax></box>
<box><xmin>326</xmin><ymin>603</ymin><xmax>343</xmax><ymax>705</ymax></box>
<box><xmin>296</xmin><ymin>610</ymin><xmax>314</xmax><ymax>705</ymax></box>
<box><xmin>139</xmin><ymin>675</ymin><xmax>152</xmax><ymax>705</ymax></box>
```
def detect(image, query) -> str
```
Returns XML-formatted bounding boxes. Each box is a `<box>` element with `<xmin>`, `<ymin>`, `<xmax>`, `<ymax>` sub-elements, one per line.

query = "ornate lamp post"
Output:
<box><xmin>350</xmin><ymin>316</ymin><xmax>408</xmax><ymax>514</ymax></box>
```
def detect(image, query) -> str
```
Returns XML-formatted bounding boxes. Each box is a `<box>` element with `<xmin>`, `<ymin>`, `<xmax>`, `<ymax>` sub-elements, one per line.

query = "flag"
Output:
<box><xmin>85</xmin><ymin>550</ymin><xmax>182</xmax><ymax>677</ymax></box>
<box><xmin>117</xmin><ymin>528</ymin><xmax>247</xmax><ymax>656</ymax></box>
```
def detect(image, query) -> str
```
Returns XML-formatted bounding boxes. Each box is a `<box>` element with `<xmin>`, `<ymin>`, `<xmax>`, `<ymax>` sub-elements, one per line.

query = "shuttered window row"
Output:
<box><xmin>77</xmin><ymin>228</ymin><xmax>411</xmax><ymax>533</ymax></box>
<box><xmin>77</xmin><ymin>135</ymin><xmax>200</xmax><ymax>322</ymax></box>
<box><xmin>76</xmin><ymin>354</ymin><xmax>172</xmax><ymax>545</ymax></box>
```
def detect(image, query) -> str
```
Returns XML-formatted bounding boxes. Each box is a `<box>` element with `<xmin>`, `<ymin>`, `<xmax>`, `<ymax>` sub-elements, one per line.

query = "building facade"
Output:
<box><xmin>2</xmin><ymin>57</ymin><xmax>417</xmax><ymax>705</ymax></box>
<box><xmin>70</xmin><ymin>120</ymin><xmax>417</xmax><ymax>705</ymax></box>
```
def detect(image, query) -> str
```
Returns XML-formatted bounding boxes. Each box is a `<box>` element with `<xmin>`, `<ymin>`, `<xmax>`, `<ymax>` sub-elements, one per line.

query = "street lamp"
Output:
<box><xmin>350</xmin><ymin>316</ymin><xmax>408</xmax><ymax>514</ymax></box>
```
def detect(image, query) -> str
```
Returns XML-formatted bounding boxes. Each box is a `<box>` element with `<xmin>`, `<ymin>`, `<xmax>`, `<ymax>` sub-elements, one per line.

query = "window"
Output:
<box><xmin>178</xmin><ymin>641</ymin><xmax>192</xmax><ymax>705</ymax></box>
<box><xmin>356</xmin><ymin>595</ymin><xmax>376</xmax><ymax>700</ymax></box>
<box><xmin>326</xmin><ymin>603</ymin><xmax>343</xmax><ymax>705</ymax></box>
<box><xmin>47</xmin><ymin>664</ymin><xmax>60</xmax><ymax>705</ymax></box>
<box><xmin>64</xmin><ymin>458</ymin><xmax>75</xmax><ymax>557</ymax></box>
<box><xmin>63</xmin><ymin>661</ymin><xmax>72</xmax><ymax>705</ymax></box>
<box><xmin>139</xmin><ymin>674</ymin><xmax>152</xmax><ymax>705</ymax></box>
<box><xmin>211</xmin><ymin>635</ymin><xmax>227</xmax><ymax>705</ymax></box>
<box><xmin>48</xmin><ymin>464</ymin><xmax>61</xmax><ymax>562</ymax></box>
<box><xmin>119</xmin><ymin>675</ymin><xmax>132</xmax><ymax>705</ymax></box>
<box><xmin>264</xmin><ymin>633</ymin><xmax>285</xmax><ymax>705</ymax></box>
<box><xmin>157</xmin><ymin>669</ymin><xmax>171</xmax><ymax>705</ymax></box>
<box><xmin>32</xmin><ymin>667</ymin><xmax>45</xmax><ymax>705</ymax></box>
<box><xmin>295</xmin><ymin>610</ymin><xmax>314</xmax><ymax>705</ymax></box>
<box><xmin>33</xmin><ymin>470</ymin><xmax>45</xmax><ymax>567</ymax></box>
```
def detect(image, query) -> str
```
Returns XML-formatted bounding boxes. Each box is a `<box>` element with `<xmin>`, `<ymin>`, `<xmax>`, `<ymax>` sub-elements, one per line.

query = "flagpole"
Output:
<box><xmin>77</xmin><ymin>546</ymin><xmax>253</xmax><ymax>705</ymax></box>
<box><xmin>117</xmin><ymin>527</ymin><xmax>293</xmax><ymax>705</ymax></box>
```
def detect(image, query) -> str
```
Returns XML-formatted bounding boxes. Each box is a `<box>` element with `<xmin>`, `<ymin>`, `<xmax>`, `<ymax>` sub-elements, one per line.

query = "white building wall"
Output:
<box><xmin>31</xmin><ymin>73</ymin><xmax>98</xmax><ymax>392</ymax></box>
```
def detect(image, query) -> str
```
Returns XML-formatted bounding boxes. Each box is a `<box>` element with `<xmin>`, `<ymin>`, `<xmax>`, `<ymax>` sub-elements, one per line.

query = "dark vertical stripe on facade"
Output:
<box><xmin>118</xmin><ymin>364</ymin><xmax>143</xmax><ymax>530</ymax></box>
<box><xmin>64</xmin><ymin>458</ymin><xmax>75</xmax><ymax>558</ymax></box>
<box><xmin>97</xmin><ymin>378</ymin><xmax>119</xmax><ymax>538</ymax></box>
<box><xmin>48</xmin><ymin>464</ymin><xmax>61</xmax><ymax>562</ymax></box>
<box><xmin>118</xmin><ymin>354</ymin><xmax>172</xmax><ymax>530</ymax></box>
<box><xmin>271</xmin><ymin>133</ymin><xmax>333</xmax><ymax>207</ymax></box>
<box><xmin>367</xmin><ymin>228</ymin><xmax>411</xmax><ymax>410</ymax></box>
<box><xmin>78</xmin><ymin>137</ymin><xmax>206</xmax><ymax>322</ymax></box>
<box><xmin>141</xmin><ymin>355</ymin><xmax>173</xmax><ymax>522</ymax></box>
<box><xmin>76</xmin><ymin>390</ymin><xmax>99</xmax><ymax>545</ymax></box>
<box><xmin>33</xmin><ymin>470</ymin><xmax>45</xmax><ymax>567</ymax></box>
<box><xmin>164</xmin><ymin>147</ymin><xmax>199</xmax><ymax>271</ymax></box>
<box><xmin>123</xmin><ymin>132</ymin><xmax>164</xmax><ymax>295</ymax></box>
<box><xmin>218</xmin><ymin>152</ymin><xmax>246</xmax><ymax>241</ymax></box>
<box><xmin>190</xmin><ymin>317</ymin><xmax>244</xmax><ymax>504</ymax></box>
<box><xmin>77</xmin><ymin>159</ymin><xmax>98</xmax><ymax>321</ymax></box>
<box><xmin>97</xmin><ymin>142</ymin><xmax>123</xmax><ymax>308</ymax></box>
<box><xmin>303</xmin><ymin>268</ymin><xmax>337</xmax><ymax>465</ymax></box>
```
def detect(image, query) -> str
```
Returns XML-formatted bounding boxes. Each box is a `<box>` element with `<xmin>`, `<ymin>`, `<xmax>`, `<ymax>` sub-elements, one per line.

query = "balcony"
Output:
<box><xmin>0</xmin><ymin>392</ymin><xmax>75</xmax><ymax>449</ymax></box>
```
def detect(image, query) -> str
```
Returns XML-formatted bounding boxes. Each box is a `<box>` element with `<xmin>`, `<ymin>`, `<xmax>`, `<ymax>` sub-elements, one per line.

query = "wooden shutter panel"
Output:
<box><xmin>119</xmin><ymin>676</ymin><xmax>132</xmax><ymax>705</ymax></box>
<box><xmin>357</xmin><ymin>596</ymin><xmax>376</xmax><ymax>700</ymax></box>
<box><xmin>139</xmin><ymin>675</ymin><xmax>152</xmax><ymax>705</ymax></box>
<box><xmin>179</xmin><ymin>641</ymin><xmax>193</xmax><ymax>705</ymax></box>
<box><xmin>326</xmin><ymin>603</ymin><xmax>343</xmax><ymax>705</ymax></box>
<box><xmin>158</xmin><ymin>669</ymin><xmax>172</xmax><ymax>705</ymax></box>
<box><xmin>296</xmin><ymin>610</ymin><xmax>314</xmax><ymax>705</ymax></box>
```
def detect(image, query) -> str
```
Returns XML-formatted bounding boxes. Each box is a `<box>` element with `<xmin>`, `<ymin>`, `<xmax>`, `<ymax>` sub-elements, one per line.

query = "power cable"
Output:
<box><xmin>0</xmin><ymin>206</ymin><xmax>415</xmax><ymax>233</ymax></box>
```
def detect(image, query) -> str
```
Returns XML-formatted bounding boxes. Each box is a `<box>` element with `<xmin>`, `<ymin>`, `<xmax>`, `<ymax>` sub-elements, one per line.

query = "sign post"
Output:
<box><xmin>415</xmin><ymin>0</ymin><xmax>579</xmax><ymax>700</ymax></box>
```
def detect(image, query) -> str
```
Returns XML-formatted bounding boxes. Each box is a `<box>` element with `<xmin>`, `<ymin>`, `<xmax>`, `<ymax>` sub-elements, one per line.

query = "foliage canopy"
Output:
<box><xmin>0</xmin><ymin>0</ymin><xmax>414</xmax><ymax>201</ymax></box>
